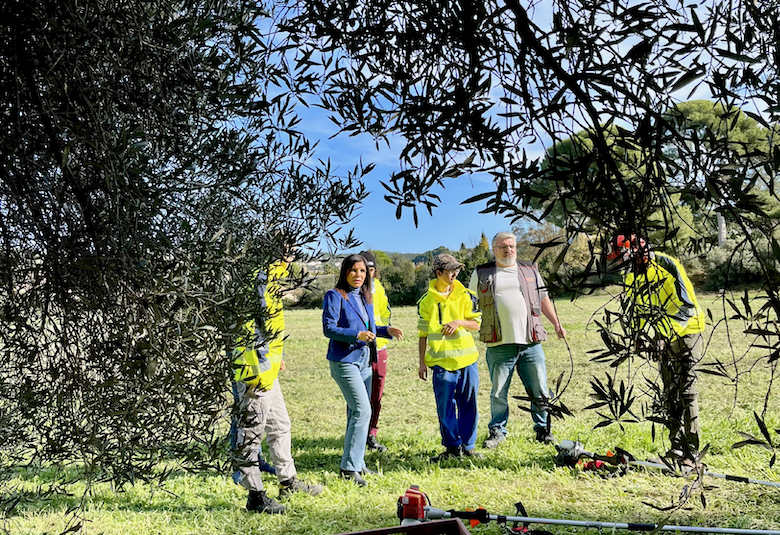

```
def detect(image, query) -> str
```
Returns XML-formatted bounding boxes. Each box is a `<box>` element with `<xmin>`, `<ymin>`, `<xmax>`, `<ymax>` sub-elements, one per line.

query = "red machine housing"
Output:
<box><xmin>398</xmin><ymin>485</ymin><xmax>430</xmax><ymax>521</ymax></box>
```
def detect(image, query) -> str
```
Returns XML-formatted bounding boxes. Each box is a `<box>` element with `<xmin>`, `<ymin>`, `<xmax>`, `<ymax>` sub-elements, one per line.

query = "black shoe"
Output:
<box><xmin>246</xmin><ymin>490</ymin><xmax>286</xmax><ymax>514</ymax></box>
<box><xmin>534</xmin><ymin>427</ymin><xmax>556</xmax><ymax>444</ymax></box>
<box><xmin>367</xmin><ymin>435</ymin><xmax>388</xmax><ymax>452</ymax></box>
<box><xmin>431</xmin><ymin>446</ymin><xmax>462</xmax><ymax>463</ymax></box>
<box><xmin>340</xmin><ymin>469</ymin><xmax>368</xmax><ymax>487</ymax></box>
<box><xmin>462</xmin><ymin>447</ymin><xmax>483</xmax><ymax>459</ymax></box>
<box><xmin>361</xmin><ymin>466</ymin><xmax>377</xmax><ymax>476</ymax></box>
<box><xmin>279</xmin><ymin>476</ymin><xmax>324</xmax><ymax>498</ymax></box>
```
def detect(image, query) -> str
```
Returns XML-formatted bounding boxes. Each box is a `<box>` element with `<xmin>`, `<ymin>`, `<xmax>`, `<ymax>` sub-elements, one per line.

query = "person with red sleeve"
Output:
<box><xmin>359</xmin><ymin>250</ymin><xmax>393</xmax><ymax>452</ymax></box>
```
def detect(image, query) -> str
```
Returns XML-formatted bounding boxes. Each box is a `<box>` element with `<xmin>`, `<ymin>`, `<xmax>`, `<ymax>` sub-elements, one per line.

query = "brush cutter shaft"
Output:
<box><xmin>698</xmin><ymin>471</ymin><xmax>780</xmax><ymax>489</ymax></box>
<box><xmin>424</xmin><ymin>508</ymin><xmax>780</xmax><ymax>535</ymax></box>
<box><xmin>629</xmin><ymin>460</ymin><xmax>780</xmax><ymax>489</ymax></box>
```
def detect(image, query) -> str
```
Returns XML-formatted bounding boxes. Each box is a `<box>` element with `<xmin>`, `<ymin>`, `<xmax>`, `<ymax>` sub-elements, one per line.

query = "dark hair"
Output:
<box><xmin>358</xmin><ymin>250</ymin><xmax>379</xmax><ymax>278</ymax></box>
<box><xmin>335</xmin><ymin>254</ymin><xmax>373</xmax><ymax>304</ymax></box>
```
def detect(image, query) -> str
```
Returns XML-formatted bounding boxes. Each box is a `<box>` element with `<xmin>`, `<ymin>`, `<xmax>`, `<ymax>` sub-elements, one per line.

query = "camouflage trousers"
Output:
<box><xmin>230</xmin><ymin>379</ymin><xmax>296</xmax><ymax>491</ymax></box>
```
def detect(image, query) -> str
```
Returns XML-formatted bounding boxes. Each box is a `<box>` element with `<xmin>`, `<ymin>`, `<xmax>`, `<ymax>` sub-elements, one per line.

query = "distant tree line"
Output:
<box><xmin>294</xmin><ymin>215</ymin><xmax>769</xmax><ymax>310</ymax></box>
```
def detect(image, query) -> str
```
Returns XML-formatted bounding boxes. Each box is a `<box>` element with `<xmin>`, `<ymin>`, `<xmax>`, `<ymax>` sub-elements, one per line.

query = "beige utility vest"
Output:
<box><xmin>474</xmin><ymin>260</ymin><xmax>548</xmax><ymax>344</ymax></box>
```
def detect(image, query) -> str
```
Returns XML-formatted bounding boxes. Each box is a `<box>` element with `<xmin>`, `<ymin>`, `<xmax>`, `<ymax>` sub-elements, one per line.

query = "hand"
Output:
<box><xmin>555</xmin><ymin>325</ymin><xmax>567</xmax><ymax>339</ymax></box>
<box><xmin>358</xmin><ymin>331</ymin><xmax>376</xmax><ymax>342</ymax></box>
<box><xmin>280</xmin><ymin>358</ymin><xmax>286</xmax><ymax>371</ymax></box>
<box><xmin>418</xmin><ymin>363</ymin><xmax>428</xmax><ymax>380</ymax></box>
<box><xmin>388</xmin><ymin>326</ymin><xmax>404</xmax><ymax>341</ymax></box>
<box><xmin>441</xmin><ymin>320</ymin><xmax>460</xmax><ymax>336</ymax></box>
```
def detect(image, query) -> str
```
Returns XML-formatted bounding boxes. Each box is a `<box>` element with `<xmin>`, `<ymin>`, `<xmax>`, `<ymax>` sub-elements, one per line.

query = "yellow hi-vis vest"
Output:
<box><xmin>624</xmin><ymin>252</ymin><xmax>706</xmax><ymax>339</ymax></box>
<box><xmin>373</xmin><ymin>278</ymin><xmax>391</xmax><ymax>350</ymax></box>
<box><xmin>232</xmin><ymin>262</ymin><xmax>288</xmax><ymax>390</ymax></box>
<box><xmin>417</xmin><ymin>279</ymin><xmax>481</xmax><ymax>371</ymax></box>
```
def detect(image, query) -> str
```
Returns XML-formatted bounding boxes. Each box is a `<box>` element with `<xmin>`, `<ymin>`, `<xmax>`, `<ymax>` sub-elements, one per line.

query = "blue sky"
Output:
<box><xmin>292</xmin><ymin>3</ymin><xmax>557</xmax><ymax>256</ymax></box>
<box><xmin>309</xmin><ymin>113</ymin><xmax>528</xmax><ymax>255</ymax></box>
<box><xmin>352</xmin><ymin>169</ymin><xmax>515</xmax><ymax>255</ymax></box>
<box><xmin>297</xmin><ymin>2</ymin><xmax>723</xmax><ymax>256</ymax></box>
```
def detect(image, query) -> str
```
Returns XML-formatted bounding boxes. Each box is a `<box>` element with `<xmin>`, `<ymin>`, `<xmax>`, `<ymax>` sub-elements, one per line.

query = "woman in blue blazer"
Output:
<box><xmin>323</xmin><ymin>254</ymin><xmax>403</xmax><ymax>486</ymax></box>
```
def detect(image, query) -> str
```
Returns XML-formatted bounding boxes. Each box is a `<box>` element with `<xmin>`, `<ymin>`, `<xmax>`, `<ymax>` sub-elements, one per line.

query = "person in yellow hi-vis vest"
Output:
<box><xmin>230</xmin><ymin>260</ymin><xmax>323</xmax><ymax>514</ymax></box>
<box><xmin>359</xmin><ymin>251</ymin><xmax>393</xmax><ymax>452</ymax></box>
<box><xmin>607</xmin><ymin>233</ymin><xmax>707</xmax><ymax>463</ymax></box>
<box><xmin>418</xmin><ymin>254</ymin><xmax>482</xmax><ymax>462</ymax></box>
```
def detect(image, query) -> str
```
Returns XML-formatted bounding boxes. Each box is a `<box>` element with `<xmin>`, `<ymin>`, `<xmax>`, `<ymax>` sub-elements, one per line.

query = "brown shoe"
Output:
<box><xmin>279</xmin><ymin>476</ymin><xmax>324</xmax><ymax>498</ymax></box>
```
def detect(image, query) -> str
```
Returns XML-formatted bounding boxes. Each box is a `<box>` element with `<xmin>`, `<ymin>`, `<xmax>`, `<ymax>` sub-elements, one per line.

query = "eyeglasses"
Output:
<box><xmin>444</xmin><ymin>269</ymin><xmax>461</xmax><ymax>276</ymax></box>
<box><xmin>495</xmin><ymin>245</ymin><xmax>516</xmax><ymax>250</ymax></box>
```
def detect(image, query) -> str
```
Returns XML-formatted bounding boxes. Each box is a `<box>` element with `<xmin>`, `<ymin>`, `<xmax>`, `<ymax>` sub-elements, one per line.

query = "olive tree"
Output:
<box><xmin>286</xmin><ymin>0</ymin><xmax>780</xmax><ymax>467</ymax></box>
<box><xmin>0</xmin><ymin>0</ymin><xmax>369</xmax><ymax>513</ymax></box>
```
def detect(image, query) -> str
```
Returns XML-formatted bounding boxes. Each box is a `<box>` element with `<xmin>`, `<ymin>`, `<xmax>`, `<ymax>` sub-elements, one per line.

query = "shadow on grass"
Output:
<box><xmin>4</xmin><ymin>434</ymin><xmax>563</xmax><ymax>518</ymax></box>
<box><xmin>292</xmin><ymin>434</ymin><xmax>562</xmax><ymax>474</ymax></box>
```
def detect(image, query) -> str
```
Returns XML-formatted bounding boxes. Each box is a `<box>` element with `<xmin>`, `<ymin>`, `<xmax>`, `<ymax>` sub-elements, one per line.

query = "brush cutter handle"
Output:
<box><xmin>696</xmin><ymin>470</ymin><xmax>780</xmax><ymax>489</ymax></box>
<box><xmin>627</xmin><ymin>459</ymin><xmax>780</xmax><ymax>489</ymax></box>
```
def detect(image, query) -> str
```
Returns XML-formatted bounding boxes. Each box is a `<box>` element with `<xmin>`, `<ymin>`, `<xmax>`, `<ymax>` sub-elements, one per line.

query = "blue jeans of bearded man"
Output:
<box><xmin>486</xmin><ymin>342</ymin><xmax>550</xmax><ymax>436</ymax></box>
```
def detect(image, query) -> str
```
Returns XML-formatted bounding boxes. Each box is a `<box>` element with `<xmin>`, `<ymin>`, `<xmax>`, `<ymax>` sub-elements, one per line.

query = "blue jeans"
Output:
<box><xmin>329</xmin><ymin>347</ymin><xmax>372</xmax><ymax>472</ymax></box>
<box><xmin>432</xmin><ymin>363</ymin><xmax>479</xmax><ymax>451</ymax></box>
<box><xmin>486</xmin><ymin>343</ymin><xmax>549</xmax><ymax>435</ymax></box>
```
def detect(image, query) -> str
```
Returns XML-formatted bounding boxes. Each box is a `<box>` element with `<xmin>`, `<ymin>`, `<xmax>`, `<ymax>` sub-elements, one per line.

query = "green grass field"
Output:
<box><xmin>6</xmin><ymin>293</ymin><xmax>780</xmax><ymax>535</ymax></box>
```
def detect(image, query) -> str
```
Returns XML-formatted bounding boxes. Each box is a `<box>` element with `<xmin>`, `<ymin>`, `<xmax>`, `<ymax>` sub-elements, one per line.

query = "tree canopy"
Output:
<box><xmin>289</xmin><ymin>0</ymin><xmax>778</xmax><ymax>247</ymax></box>
<box><xmin>0</xmin><ymin>0</ymin><xmax>369</xmax><ymax>507</ymax></box>
<box><xmin>288</xmin><ymin>0</ymin><xmax>780</xmax><ymax>454</ymax></box>
<box><xmin>3</xmin><ymin>0</ymin><xmax>780</xmax><ymax>515</ymax></box>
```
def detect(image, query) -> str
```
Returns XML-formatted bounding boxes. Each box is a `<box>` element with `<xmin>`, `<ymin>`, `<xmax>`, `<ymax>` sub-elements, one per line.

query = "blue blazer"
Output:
<box><xmin>322</xmin><ymin>289</ymin><xmax>390</xmax><ymax>362</ymax></box>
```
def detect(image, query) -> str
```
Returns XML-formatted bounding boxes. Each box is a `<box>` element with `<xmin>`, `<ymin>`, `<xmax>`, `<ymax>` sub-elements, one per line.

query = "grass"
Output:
<box><xmin>5</xmin><ymin>292</ymin><xmax>780</xmax><ymax>534</ymax></box>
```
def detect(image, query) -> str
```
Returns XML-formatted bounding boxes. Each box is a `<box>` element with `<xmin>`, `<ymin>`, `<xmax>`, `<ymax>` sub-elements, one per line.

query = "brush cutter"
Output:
<box><xmin>554</xmin><ymin>440</ymin><xmax>780</xmax><ymax>489</ymax></box>
<box><xmin>397</xmin><ymin>485</ymin><xmax>780</xmax><ymax>535</ymax></box>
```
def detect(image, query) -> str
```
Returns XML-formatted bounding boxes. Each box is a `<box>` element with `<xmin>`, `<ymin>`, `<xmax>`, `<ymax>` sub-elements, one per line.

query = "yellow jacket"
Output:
<box><xmin>625</xmin><ymin>252</ymin><xmax>705</xmax><ymax>339</ymax></box>
<box><xmin>373</xmin><ymin>278</ymin><xmax>392</xmax><ymax>350</ymax></box>
<box><xmin>417</xmin><ymin>279</ymin><xmax>481</xmax><ymax>371</ymax></box>
<box><xmin>232</xmin><ymin>262</ymin><xmax>288</xmax><ymax>389</ymax></box>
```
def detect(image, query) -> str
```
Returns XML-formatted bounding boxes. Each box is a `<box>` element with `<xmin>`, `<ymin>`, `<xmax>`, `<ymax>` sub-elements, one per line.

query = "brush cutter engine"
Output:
<box><xmin>397</xmin><ymin>485</ymin><xmax>430</xmax><ymax>525</ymax></box>
<box><xmin>554</xmin><ymin>439</ymin><xmax>633</xmax><ymax>470</ymax></box>
<box><xmin>554</xmin><ymin>439</ymin><xmax>588</xmax><ymax>467</ymax></box>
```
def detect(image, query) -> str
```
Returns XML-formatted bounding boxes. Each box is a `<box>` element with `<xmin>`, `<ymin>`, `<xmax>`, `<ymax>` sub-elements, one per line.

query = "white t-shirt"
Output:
<box><xmin>469</xmin><ymin>263</ymin><xmax>547</xmax><ymax>346</ymax></box>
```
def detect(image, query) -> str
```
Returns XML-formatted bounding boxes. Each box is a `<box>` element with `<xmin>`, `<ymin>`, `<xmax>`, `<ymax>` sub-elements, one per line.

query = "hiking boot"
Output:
<box><xmin>534</xmin><ymin>427</ymin><xmax>556</xmax><ymax>444</ymax></box>
<box><xmin>431</xmin><ymin>446</ymin><xmax>462</xmax><ymax>463</ymax></box>
<box><xmin>462</xmin><ymin>447</ymin><xmax>483</xmax><ymax>460</ymax></box>
<box><xmin>361</xmin><ymin>466</ymin><xmax>377</xmax><ymax>476</ymax></box>
<box><xmin>340</xmin><ymin>469</ymin><xmax>368</xmax><ymax>487</ymax></box>
<box><xmin>367</xmin><ymin>435</ymin><xmax>388</xmax><ymax>452</ymax></box>
<box><xmin>483</xmin><ymin>428</ymin><xmax>505</xmax><ymax>449</ymax></box>
<box><xmin>245</xmin><ymin>490</ymin><xmax>286</xmax><ymax>514</ymax></box>
<box><xmin>279</xmin><ymin>476</ymin><xmax>324</xmax><ymax>498</ymax></box>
